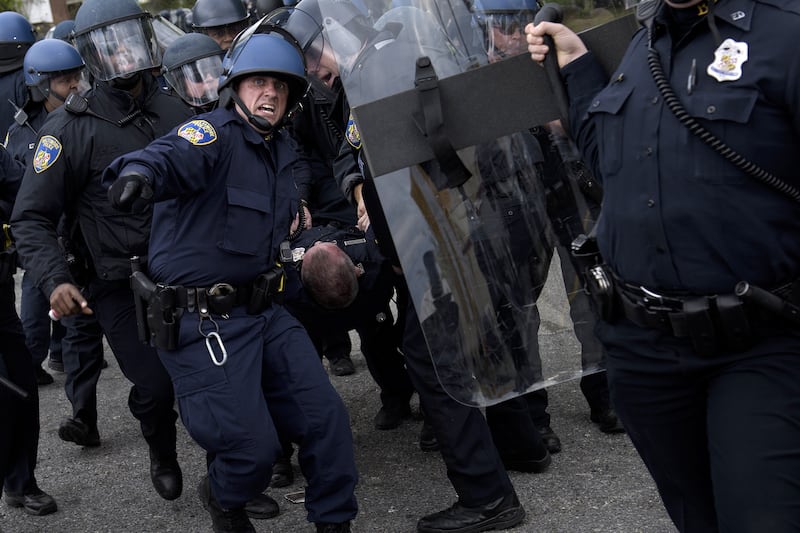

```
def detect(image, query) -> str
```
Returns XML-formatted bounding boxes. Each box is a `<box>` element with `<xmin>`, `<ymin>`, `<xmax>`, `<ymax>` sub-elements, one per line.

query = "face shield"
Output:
<box><xmin>152</xmin><ymin>14</ymin><xmax>185</xmax><ymax>54</ymax></box>
<box><xmin>74</xmin><ymin>16</ymin><xmax>160</xmax><ymax>81</ymax></box>
<box><xmin>267</xmin><ymin>7</ymin><xmax>336</xmax><ymax>101</ymax></box>
<box><xmin>164</xmin><ymin>54</ymin><xmax>224</xmax><ymax>106</ymax></box>
<box><xmin>482</xmin><ymin>12</ymin><xmax>536</xmax><ymax>62</ymax></box>
<box><xmin>48</xmin><ymin>68</ymin><xmax>91</xmax><ymax>98</ymax></box>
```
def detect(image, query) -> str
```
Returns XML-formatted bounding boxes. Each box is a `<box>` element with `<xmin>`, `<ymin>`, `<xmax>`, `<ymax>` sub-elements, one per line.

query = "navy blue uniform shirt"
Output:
<box><xmin>104</xmin><ymin>108</ymin><xmax>302</xmax><ymax>287</ymax></box>
<box><xmin>566</xmin><ymin>0</ymin><xmax>800</xmax><ymax>293</ymax></box>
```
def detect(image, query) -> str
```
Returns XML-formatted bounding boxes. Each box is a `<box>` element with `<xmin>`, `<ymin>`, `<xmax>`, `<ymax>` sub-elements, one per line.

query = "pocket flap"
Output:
<box><xmin>227</xmin><ymin>186</ymin><xmax>270</xmax><ymax>213</ymax></box>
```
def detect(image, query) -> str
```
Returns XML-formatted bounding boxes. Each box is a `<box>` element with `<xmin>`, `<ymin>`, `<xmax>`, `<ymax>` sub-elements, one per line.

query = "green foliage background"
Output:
<box><xmin>0</xmin><ymin>0</ymin><xmax>22</xmax><ymax>12</ymax></box>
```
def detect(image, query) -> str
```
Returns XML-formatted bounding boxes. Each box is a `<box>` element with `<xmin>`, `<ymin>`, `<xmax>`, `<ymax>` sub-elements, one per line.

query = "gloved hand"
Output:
<box><xmin>107</xmin><ymin>172</ymin><xmax>153</xmax><ymax>212</ymax></box>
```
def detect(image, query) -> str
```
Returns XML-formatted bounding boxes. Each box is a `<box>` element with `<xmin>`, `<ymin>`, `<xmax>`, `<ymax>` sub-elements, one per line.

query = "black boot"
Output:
<box><xmin>416</xmin><ymin>492</ymin><xmax>525</xmax><ymax>533</ymax></box>
<box><xmin>198</xmin><ymin>476</ymin><xmax>256</xmax><ymax>533</ymax></box>
<box><xmin>270</xmin><ymin>455</ymin><xmax>294</xmax><ymax>488</ymax></box>
<box><xmin>243</xmin><ymin>492</ymin><xmax>279</xmax><ymax>519</ymax></box>
<box><xmin>58</xmin><ymin>417</ymin><xmax>100</xmax><ymax>447</ymax></box>
<box><xmin>150</xmin><ymin>449</ymin><xmax>183</xmax><ymax>500</ymax></box>
<box><xmin>590</xmin><ymin>408</ymin><xmax>625</xmax><ymax>434</ymax></box>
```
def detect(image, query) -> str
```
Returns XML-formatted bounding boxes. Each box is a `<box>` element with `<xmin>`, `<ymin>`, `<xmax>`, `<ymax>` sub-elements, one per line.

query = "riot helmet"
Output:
<box><xmin>47</xmin><ymin>19</ymin><xmax>76</xmax><ymax>42</ymax></box>
<box><xmin>192</xmin><ymin>0</ymin><xmax>250</xmax><ymax>50</ymax></box>
<box><xmin>0</xmin><ymin>11</ymin><xmax>35</xmax><ymax>45</ymax></box>
<box><xmin>473</xmin><ymin>0</ymin><xmax>540</xmax><ymax>60</ymax></box>
<box><xmin>218</xmin><ymin>29</ymin><xmax>308</xmax><ymax>131</ymax></box>
<box><xmin>0</xmin><ymin>11</ymin><xmax>35</xmax><ymax>69</ymax></box>
<box><xmin>73</xmin><ymin>0</ymin><xmax>161</xmax><ymax>82</ymax></box>
<box><xmin>24</xmin><ymin>39</ymin><xmax>86</xmax><ymax>104</ymax></box>
<box><xmin>268</xmin><ymin>0</ymin><xmax>374</xmax><ymax>91</ymax></box>
<box><xmin>162</xmin><ymin>33</ymin><xmax>224</xmax><ymax>108</ymax></box>
<box><xmin>254</xmin><ymin>0</ymin><xmax>285</xmax><ymax>19</ymax></box>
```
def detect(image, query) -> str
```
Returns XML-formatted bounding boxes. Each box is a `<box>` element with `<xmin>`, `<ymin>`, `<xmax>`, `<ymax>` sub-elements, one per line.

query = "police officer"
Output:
<box><xmin>103</xmin><ymin>29</ymin><xmax>358</xmax><ymax>533</ymax></box>
<box><xmin>7</xmin><ymin>38</ymin><xmax>86</xmax><ymax>387</ymax></box>
<box><xmin>161</xmin><ymin>32</ymin><xmax>225</xmax><ymax>112</ymax></box>
<box><xmin>0</xmin><ymin>144</ymin><xmax>57</xmax><ymax>517</ymax></box>
<box><xmin>279</xmin><ymin>2</ymin><xmax>530</xmax><ymax>531</ymax></box>
<box><xmin>0</xmin><ymin>12</ymin><xmax>35</xmax><ymax>141</ymax></box>
<box><xmin>6</xmin><ymin>37</ymin><xmax>112</xmax><ymax>452</ymax></box>
<box><xmin>45</xmin><ymin>19</ymin><xmax>75</xmax><ymax>42</ymax></box>
<box><xmin>191</xmin><ymin>0</ymin><xmax>252</xmax><ymax>50</ymax></box>
<box><xmin>528</xmin><ymin>0</ymin><xmax>800</xmax><ymax>531</ymax></box>
<box><xmin>10</xmin><ymin>0</ymin><xmax>189</xmax><ymax>502</ymax></box>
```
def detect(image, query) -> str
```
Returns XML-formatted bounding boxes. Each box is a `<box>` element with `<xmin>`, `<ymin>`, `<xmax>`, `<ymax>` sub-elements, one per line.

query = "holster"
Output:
<box><xmin>571</xmin><ymin>233</ymin><xmax>616</xmax><ymax>321</ymax></box>
<box><xmin>247</xmin><ymin>264</ymin><xmax>285</xmax><ymax>315</ymax></box>
<box><xmin>147</xmin><ymin>285</ymin><xmax>180</xmax><ymax>351</ymax></box>
<box><xmin>130</xmin><ymin>257</ymin><xmax>180</xmax><ymax>350</ymax></box>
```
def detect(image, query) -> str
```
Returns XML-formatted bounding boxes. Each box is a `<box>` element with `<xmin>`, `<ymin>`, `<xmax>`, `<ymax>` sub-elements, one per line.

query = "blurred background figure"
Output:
<box><xmin>161</xmin><ymin>32</ymin><xmax>224</xmax><ymax>112</ymax></box>
<box><xmin>191</xmin><ymin>0</ymin><xmax>251</xmax><ymax>50</ymax></box>
<box><xmin>44</xmin><ymin>19</ymin><xmax>75</xmax><ymax>42</ymax></box>
<box><xmin>6</xmin><ymin>37</ymin><xmax>87</xmax><ymax>388</ymax></box>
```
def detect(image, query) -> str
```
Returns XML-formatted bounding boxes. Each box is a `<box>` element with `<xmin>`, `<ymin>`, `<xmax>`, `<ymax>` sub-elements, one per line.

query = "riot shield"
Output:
<box><xmin>318</xmin><ymin>0</ymin><xmax>637</xmax><ymax>405</ymax></box>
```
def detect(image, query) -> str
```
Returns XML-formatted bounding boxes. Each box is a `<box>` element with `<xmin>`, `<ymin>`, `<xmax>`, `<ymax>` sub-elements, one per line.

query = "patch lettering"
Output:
<box><xmin>33</xmin><ymin>135</ymin><xmax>62</xmax><ymax>173</ymax></box>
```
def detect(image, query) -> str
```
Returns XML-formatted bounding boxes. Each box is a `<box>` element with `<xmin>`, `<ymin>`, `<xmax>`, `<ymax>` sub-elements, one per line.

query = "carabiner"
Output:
<box><xmin>198</xmin><ymin>315</ymin><xmax>227</xmax><ymax>366</ymax></box>
<box><xmin>204</xmin><ymin>331</ymin><xmax>228</xmax><ymax>366</ymax></box>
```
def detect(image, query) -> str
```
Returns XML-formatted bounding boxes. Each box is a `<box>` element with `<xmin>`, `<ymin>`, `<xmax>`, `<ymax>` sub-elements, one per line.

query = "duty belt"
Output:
<box><xmin>172</xmin><ymin>283</ymin><xmax>254</xmax><ymax>316</ymax></box>
<box><xmin>613</xmin><ymin>277</ymin><xmax>799</xmax><ymax>356</ymax></box>
<box><xmin>161</xmin><ymin>266</ymin><xmax>285</xmax><ymax>317</ymax></box>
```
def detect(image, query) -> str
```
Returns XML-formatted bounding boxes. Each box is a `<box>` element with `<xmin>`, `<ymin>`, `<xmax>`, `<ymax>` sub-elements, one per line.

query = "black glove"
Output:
<box><xmin>108</xmin><ymin>172</ymin><xmax>153</xmax><ymax>213</ymax></box>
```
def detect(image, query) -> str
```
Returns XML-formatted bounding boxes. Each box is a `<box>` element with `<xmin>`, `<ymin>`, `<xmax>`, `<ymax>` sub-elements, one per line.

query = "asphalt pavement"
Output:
<box><xmin>2</xmin><ymin>264</ymin><xmax>676</xmax><ymax>533</ymax></box>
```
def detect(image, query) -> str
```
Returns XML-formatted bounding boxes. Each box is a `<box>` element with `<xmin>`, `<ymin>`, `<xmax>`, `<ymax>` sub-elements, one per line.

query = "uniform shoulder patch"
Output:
<box><xmin>177</xmin><ymin>120</ymin><xmax>217</xmax><ymax>146</ymax></box>
<box><xmin>33</xmin><ymin>135</ymin><xmax>62</xmax><ymax>174</ymax></box>
<box><xmin>346</xmin><ymin>112</ymin><xmax>361</xmax><ymax>150</ymax></box>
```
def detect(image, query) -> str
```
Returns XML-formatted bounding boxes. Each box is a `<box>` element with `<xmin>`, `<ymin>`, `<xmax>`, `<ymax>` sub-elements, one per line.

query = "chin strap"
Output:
<box><xmin>228</xmin><ymin>90</ymin><xmax>275</xmax><ymax>135</ymax></box>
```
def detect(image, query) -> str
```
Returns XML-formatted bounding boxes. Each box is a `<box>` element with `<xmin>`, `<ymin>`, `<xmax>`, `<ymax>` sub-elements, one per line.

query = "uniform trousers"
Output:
<box><xmin>59</xmin><ymin>312</ymin><xmax>105</xmax><ymax>428</ymax></box>
<box><xmin>160</xmin><ymin>304</ymin><xmax>358</xmax><ymax>523</ymax></box>
<box><xmin>401</xmin><ymin>297</ymin><xmax>514</xmax><ymax>506</ymax></box>
<box><xmin>0</xmin><ymin>281</ymin><xmax>39</xmax><ymax>495</ymax></box>
<box><xmin>598</xmin><ymin>317</ymin><xmax>800</xmax><ymax>533</ymax></box>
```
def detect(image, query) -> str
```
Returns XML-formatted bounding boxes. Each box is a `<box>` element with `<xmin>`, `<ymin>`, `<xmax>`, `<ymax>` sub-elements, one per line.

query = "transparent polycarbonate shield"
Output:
<box><xmin>317</xmin><ymin>0</ymin><xmax>635</xmax><ymax>405</ymax></box>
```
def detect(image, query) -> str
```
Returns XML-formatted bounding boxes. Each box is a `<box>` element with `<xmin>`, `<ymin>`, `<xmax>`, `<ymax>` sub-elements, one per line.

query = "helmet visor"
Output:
<box><xmin>152</xmin><ymin>15</ymin><xmax>185</xmax><ymax>54</ymax></box>
<box><xmin>75</xmin><ymin>17</ymin><xmax>160</xmax><ymax>81</ymax></box>
<box><xmin>483</xmin><ymin>13</ymin><xmax>534</xmax><ymax>61</ymax></box>
<box><xmin>164</xmin><ymin>54</ymin><xmax>223</xmax><ymax>106</ymax></box>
